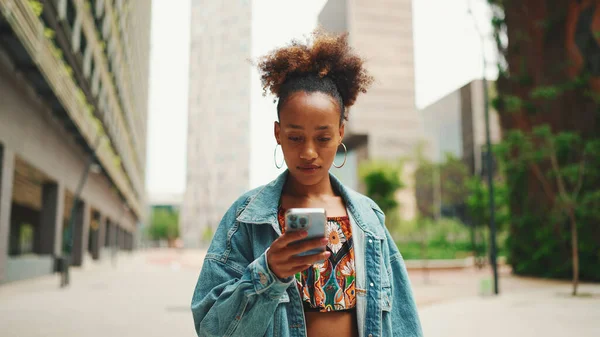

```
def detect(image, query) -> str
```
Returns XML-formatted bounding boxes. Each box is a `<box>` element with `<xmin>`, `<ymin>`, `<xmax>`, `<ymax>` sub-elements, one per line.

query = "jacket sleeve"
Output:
<box><xmin>191</xmin><ymin>202</ymin><xmax>294</xmax><ymax>337</ymax></box>
<box><xmin>374</xmin><ymin>207</ymin><xmax>424</xmax><ymax>337</ymax></box>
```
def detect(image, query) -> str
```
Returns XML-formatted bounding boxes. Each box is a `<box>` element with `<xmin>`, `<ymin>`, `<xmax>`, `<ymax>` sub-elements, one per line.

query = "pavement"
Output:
<box><xmin>409</xmin><ymin>268</ymin><xmax>600</xmax><ymax>337</ymax></box>
<box><xmin>0</xmin><ymin>249</ymin><xmax>598</xmax><ymax>337</ymax></box>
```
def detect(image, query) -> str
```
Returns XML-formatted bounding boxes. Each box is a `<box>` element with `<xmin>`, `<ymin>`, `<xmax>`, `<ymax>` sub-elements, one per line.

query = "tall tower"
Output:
<box><xmin>319</xmin><ymin>0</ymin><xmax>422</xmax><ymax>219</ymax></box>
<box><xmin>182</xmin><ymin>0</ymin><xmax>252</xmax><ymax>247</ymax></box>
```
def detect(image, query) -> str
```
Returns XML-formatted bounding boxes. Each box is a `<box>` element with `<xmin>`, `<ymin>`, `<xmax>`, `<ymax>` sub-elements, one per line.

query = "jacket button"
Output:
<box><xmin>370</xmin><ymin>282</ymin><xmax>374</xmax><ymax>287</ymax></box>
<box><xmin>369</xmin><ymin>239</ymin><xmax>373</xmax><ymax>243</ymax></box>
<box><xmin>368</xmin><ymin>334</ymin><xmax>373</xmax><ymax>337</ymax></box>
<box><xmin>259</xmin><ymin>272</ymin><xmax>267</xmax><ymax>285</ymax></box>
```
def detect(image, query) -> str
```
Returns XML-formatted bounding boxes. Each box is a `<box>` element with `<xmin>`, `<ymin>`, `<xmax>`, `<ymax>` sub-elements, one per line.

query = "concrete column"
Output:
<box><xmin>124</xmin><ymin>230</ymin><xmax>129</xmax><ymax>251</ymax></box>
<box><xmin>37</xmin><ymin>183</ymin><xmax>65</xmax><ymax>256</ymax></box>
<box><xmin>110</xmin><ymin>222</ymin><xmax>118</xmax><ymax>248</ymax></box>
<box><xmin>0</xmin><ymin>146</ymin><xmax>15</xmax><ymax>283</ymax></box>
<box><xmin>104</xmin><ymin>220</ymin><xmax>111</xmax><ymax>248</ymax></box>
<box><xmin>87</xmin><ymin>212</ymin><xmax>97</xmax><ymax>260</ymax></box>
<box><xmin>123</xmin><ymin>229</ymin><xmax>128</xmax><ymax>250</ymax></box>
<box><xmin>126</xmin><ymin>232</ymin><xmax>132</xmax><ymax>251</ymax></box>
<box><xmin>71</xmin><ymin>199</ymin><xmax>91</xmax><ymax>266</ymax></box>
<box><xmin>93</xmin><ymin>214</ymin><xmax>106</xmax><ymax>260</ymax></box>
<box><xmin>110</xmin><ymin>221</ymin><xmax>117</xmax><ymax>249</ymax></box>
<box><xmin>9</xmin><ymin>212</ymin><xmax>19</xmax><ymax>255</ymax></box>
<box><xmin>112</xmin><ymin>224</ymin><xmax>118</xmax><ymax>249</ymax></box>
<box><xmin>117</xmin><ymin>227</ymin><xmax>124</xmax><ymax>250</ymax></box>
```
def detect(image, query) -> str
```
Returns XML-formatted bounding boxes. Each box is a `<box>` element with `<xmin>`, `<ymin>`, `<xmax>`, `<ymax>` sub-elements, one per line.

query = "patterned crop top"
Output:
<box><xmin>277</xmin><ymin>207</ymin><xmax>357</xmax><ymax>312</ymax></box>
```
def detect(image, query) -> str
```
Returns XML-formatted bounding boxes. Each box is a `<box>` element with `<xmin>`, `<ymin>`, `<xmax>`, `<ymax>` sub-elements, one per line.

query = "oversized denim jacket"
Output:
<box><xmin>191</xmin><ymin>171</ymin><xmax>423</xmax><ymax>337</ymax></box>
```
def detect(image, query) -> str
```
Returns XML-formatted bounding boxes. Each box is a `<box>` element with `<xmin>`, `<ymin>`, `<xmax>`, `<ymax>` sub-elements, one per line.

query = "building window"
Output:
<box><xmin>66</xmin><ymin>0</ymin><xmax>77</xmax><ymax>29</ymax></box>
<box><xmin>80</xmin><ymin>31</ymin><xmax>88</xmax><ymax>56</ymax></box>
<box><xmin>9</xmin><ymin>220</ymin><xmax>35</xmax><ymax>256</ymax></box>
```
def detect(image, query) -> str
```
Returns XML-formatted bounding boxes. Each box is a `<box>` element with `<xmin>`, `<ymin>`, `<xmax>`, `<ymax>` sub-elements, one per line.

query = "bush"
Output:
<box><xmin>392</xmin><ymin>217</ymin><xmax>509</xmax><ymax>260</ymax></box>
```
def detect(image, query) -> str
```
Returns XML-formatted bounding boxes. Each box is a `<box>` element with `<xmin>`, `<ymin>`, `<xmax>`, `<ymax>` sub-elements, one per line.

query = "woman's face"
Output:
<box><xmin>275</xmin><ymin>91</ymin><xmax>345</xmax><ymax>186</ymax></box>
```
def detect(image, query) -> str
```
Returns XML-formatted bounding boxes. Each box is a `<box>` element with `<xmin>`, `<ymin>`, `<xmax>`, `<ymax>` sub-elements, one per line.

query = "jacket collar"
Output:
<box><xmin>236</xmin><ymin>170</ymin><xmax>385</xmax><ymax>239</ymax></box>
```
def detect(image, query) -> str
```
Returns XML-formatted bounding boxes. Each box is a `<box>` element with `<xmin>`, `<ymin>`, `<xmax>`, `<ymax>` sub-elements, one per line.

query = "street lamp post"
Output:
<box><xmin>60</xmin><ymin>134</ymin><xmax>104</xmax><ymax>288</ymax></box>
<box><xmin>467</xmin><ymin>1</ymin><xmax>499</xmax><ymax>295</ymax></box>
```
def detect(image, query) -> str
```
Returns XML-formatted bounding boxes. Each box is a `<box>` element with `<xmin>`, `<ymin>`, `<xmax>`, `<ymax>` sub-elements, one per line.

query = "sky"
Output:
<box><xmin>145</xmin><ymin>0</ymin><xmax>496</xmax><ymax>197</ymax></box>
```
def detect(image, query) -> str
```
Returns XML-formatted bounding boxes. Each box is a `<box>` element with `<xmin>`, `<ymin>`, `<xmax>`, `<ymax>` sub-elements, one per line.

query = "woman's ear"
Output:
<box><xmin>339</xmin><ymin>122</ymin><xmax>345</xmax><ymax>144</ymax></box>
<box><xmin>274</xmin><ymin>121</ymin><xmax>281</xmax><ymax>144</ymax></box>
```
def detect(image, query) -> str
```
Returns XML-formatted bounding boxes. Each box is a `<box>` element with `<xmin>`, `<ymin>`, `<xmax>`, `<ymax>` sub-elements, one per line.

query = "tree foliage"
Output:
<box><xmin>359</xmin><ymin>160</ymin><xmax>405</xmax><ymax>222</ymax></box>
<box><xmin>147</xmin><ymin>207</ymin><xmax>180</xmax><ymax>241</ymax></box>
<box><xmin>465</xmin><ymin>176</ymin><xmax>510</xmax><ymax>231</ymax></box>
<box><xmin>486</xmin><ymin>0</ymin><xmax>600</xmax><ymax>286</ymax></box>
<box><xmin>496</xmin><ymin>125</ymin><xmax>600</xmax><ymax>291</ymax></box>
<box><xmin>414</xmin><ymin>153</ymin><xmax>470</xmax><ymax>219</ymax></box>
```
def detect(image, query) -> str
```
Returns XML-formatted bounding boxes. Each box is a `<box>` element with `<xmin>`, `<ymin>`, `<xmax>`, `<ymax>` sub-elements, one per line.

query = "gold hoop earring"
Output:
<box><xmin>333</xmin><ymin>143</ymin><xmax>347</xmax><ymax>168</ymax></box>
<box><xmin>274</xmin><ymin>144</ymin><xmax>284</xmax><ymax>169</ymax></box>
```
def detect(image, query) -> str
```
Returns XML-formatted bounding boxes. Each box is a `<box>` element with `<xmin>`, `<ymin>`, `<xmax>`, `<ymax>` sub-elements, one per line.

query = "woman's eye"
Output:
<box><xmin>318</xmin><ymin>138</ymin><xmax>331</xmax><ymax>142</ymax></box>
<box><xmin>288</xmin><ymin>136</ymin><xmax>302</xmax><ymax>142</ymax></box>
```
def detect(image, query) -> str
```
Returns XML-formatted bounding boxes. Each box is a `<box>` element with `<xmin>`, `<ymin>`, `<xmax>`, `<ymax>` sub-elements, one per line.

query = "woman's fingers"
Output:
<box><xmin>268</xmin><ymin>232</ymin><xmax>331</xmax><ymax>279</ymax></box>
<box><xmin>290</xmin><ymin>251</ymin><xmax>330</xmax><ymax>267</ymax></box>
<box><xmin>272</xmin><ymin>230</ymin><xmax>308</xmax><ymax>249</ymax></box>
<box><xmin>286</xmin><ymin>237</ymin><xmax>328</xmax><ymax>256</ymax></box>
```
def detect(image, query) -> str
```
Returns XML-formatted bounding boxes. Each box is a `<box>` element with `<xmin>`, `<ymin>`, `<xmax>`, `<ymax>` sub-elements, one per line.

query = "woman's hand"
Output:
<box><xmin>266</xmin><ymin>231</ymin><xmax>330</xmax><ymax>280</ymax></box>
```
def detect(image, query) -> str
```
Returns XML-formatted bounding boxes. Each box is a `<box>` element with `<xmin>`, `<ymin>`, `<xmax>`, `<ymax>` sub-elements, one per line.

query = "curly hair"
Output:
<box><xmin>256</xmin><ymin>29</ymin><xmax>373</xmax><ymax>123</ymax></box>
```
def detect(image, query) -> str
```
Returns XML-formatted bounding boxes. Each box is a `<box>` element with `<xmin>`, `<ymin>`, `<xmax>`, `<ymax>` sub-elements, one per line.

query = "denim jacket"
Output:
<box><xmin>191</xmin><ymin>170</ymin><xmax>423</xmax><ymax>337</ymax></box>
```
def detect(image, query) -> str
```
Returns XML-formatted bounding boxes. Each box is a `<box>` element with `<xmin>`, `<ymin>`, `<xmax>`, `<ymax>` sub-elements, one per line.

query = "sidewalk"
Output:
<box><xmin>410</xmin><ymin>266</ymin><xmax>600</xmax><ymax>336</ymax></box>
<box><xmin>419</xmin><ymin>285</ymin><xmax>600</xmax><ymax>337</ymax></box>
<box><xmin>0</xmin><ymin>250</ymin><xmax>202</xmax><ymax>337</ymax></box>
<box><xmin>0</xmin><ymin>249</ymin><xmax>598</xmax><ymax>337</ymax></box>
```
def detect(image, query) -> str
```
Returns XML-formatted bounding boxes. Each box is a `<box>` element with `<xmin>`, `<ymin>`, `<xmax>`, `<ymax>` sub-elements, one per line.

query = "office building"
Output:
<box><xmin>0</xmin><ymin>0</ymin><xmax>151</xmax><ymax>283</ymax></box>
<box><xmin>420</xmin><ymin>79</ymin><xmax>502</xmax><ymax>175</ymax></box>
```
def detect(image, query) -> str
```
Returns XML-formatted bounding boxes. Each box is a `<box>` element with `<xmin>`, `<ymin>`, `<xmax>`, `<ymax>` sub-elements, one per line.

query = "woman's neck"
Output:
<box><xmin>283</xmin><ymin>174</ymin><xmax>336</xmax><ymax>199</ymax></box>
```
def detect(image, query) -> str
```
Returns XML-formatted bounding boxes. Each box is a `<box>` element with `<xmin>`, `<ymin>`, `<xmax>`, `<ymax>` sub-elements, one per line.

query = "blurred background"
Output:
<box><xmin>0</xmin><ymin>0</ymin><xmax>599</xmax><ymax>336</ymax></box>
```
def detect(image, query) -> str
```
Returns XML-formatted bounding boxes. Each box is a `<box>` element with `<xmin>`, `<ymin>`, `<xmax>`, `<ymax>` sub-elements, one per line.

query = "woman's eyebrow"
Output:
<box><xmin>285</xmin><ymin>124</ymin><xmax>331</xmax><ymax>130</ymax></box>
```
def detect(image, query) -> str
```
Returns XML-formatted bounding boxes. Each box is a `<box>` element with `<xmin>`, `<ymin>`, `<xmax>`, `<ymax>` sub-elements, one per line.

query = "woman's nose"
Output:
<box><xmin>300</xmin><ymin>143</ymin><xmax>318</xmax><ymax>160</ymax></box>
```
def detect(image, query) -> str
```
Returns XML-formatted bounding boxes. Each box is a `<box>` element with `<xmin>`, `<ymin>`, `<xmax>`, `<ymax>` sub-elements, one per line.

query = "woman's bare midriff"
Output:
<box><xmin>305</xmin><ymin>310</ymin><xmax>359</xmax><ymax>337</ymax></box>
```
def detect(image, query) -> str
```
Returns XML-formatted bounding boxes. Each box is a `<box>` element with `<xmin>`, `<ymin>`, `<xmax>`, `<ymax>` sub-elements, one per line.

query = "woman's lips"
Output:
<box><xmin>298</xmin><ymin>165</ymin><xmax>321</xmax><ymax>173</ymax></box>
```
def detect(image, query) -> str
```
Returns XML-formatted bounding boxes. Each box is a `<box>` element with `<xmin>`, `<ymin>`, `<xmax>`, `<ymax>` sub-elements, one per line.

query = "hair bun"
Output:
<box><xmin>257</xmin><ymin>29</ymin><xmax>373</xmax><ymax>109</ymax></box>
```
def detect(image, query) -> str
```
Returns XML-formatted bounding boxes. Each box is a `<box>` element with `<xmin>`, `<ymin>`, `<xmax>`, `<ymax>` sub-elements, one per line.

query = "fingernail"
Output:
<box><xmin>321</xmin><ymin>238</ymin><xmax>329</xmax><ymax>244</ymax></box>
<box><xmin>324</xmin><ymin>251</ymin><xmax>331</xmax><ymax>257</ymax></box>
<box><xmin>301</xmin><ymin>231</ymin><xmax>308</xmax><ymax>237</ymax></box>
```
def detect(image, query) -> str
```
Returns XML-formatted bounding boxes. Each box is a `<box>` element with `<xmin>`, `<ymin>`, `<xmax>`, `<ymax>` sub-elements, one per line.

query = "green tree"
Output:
<box><xmin>496</xmin><ymin>125</ymin><xmax>600</xmax><ymax>295</ymax></box>
<box><xmin>440</xmin><ymin>154</ymin><xmax>470</xmax><ymax>209</ymax></box>
<box><xmin>147</xmin><ymin>207</ymin><xmax>180</xmax><ymax>241</ymax></box>
<box><xmin>359</xmin><ymin>160</ymin><xmax>405</xmax><ymax>228</ymax></box>
<box><xmin>465</xmin><ymin>175</ymin><xmax>510</xmax><ymax>264</ymax></box>
<box><xmin>413</xmin><ymin>151</ymin><xmax>470</xmax><ymax>276</ymax></box>
<box><xmin>414</xmin><ymin>158</ymin><xmax>436</xmax><ymax>219</ymax></box>
<box><xmin>414</xmin><ymin>153</ymin><xmax>470</xmax><ymax>219</ymax></box>
<box><xmin>488</xmin><ymin>0</ymin><xmax>600</xmax><ymax>289</ymax></box>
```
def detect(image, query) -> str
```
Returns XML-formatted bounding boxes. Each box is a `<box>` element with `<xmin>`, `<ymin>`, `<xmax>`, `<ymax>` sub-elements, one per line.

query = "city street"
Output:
<box><xmin>0</xmin><ymin>249</ymin><xmax>598</xmax><ymax>337</ymax></box>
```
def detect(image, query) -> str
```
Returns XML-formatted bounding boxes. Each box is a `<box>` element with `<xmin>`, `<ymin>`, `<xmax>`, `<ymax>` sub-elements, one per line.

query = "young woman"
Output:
<box><xmin>191</xmin><ymin>31</ymin><xmax>422</xmax><ymax>337</ymax></box>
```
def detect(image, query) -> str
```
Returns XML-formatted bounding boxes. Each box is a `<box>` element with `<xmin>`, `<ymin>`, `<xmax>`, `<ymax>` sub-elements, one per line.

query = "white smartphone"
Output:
<box><xmin>284</xmin><ymin>208</ymin><xmax>327</xmax><ymax>261</ymax></box>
